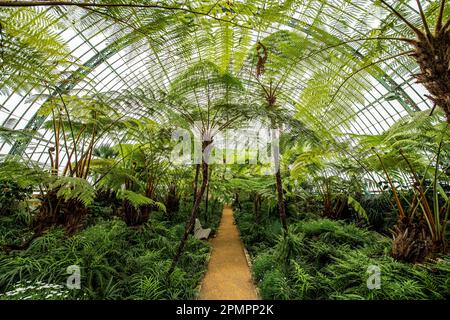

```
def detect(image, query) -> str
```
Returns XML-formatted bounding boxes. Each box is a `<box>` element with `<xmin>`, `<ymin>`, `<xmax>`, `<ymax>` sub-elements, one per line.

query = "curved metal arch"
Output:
<box><xmin>2</xmin><ymin>1</ymin><xmax>433</xmax><ymax>161</ymax></box>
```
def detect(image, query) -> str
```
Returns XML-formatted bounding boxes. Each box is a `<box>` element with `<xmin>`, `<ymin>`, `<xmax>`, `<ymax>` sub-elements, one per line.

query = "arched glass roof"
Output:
<box><xmin>0</xmin><ymin>0</ymin><xmax>435</xmax><ymax>169</ymax></box>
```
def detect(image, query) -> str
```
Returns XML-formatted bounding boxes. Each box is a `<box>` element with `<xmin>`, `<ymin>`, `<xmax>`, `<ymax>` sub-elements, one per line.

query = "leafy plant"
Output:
<box><xmin>0</xmin><ymin>179</ymin><xmax>32</xmax><ymax>216</ymax></box>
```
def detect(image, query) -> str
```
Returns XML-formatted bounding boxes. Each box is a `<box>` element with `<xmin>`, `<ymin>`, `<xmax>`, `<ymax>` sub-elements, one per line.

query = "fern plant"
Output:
<box><xmin>0</xmin><ymin>7</ymin><xmax>70</xmax><ymax>95</ymax></box>
<box><xmin>92</xmin><ymin>135</ymin><xmax>167</xmax><ymax>227</ymax></box>
<box><xmin>356</xmin><ymin>111</ymin><xmax>450</xmax><ymax>262</ymax></box>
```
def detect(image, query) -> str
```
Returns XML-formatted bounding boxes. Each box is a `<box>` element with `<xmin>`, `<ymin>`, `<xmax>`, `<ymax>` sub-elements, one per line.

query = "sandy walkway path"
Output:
<box><xmin>199</xmin><ymin>205</ymin><xmax>259</xmax><ymax>300</ymax></box>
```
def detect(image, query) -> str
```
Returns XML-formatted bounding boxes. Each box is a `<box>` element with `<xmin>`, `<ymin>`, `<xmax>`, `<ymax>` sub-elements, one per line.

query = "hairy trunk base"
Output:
<box><xmin>323</xmin><ymin>196</ymin><xmax>333</xmax><ymax>218</ymax></box>
<box><xmin>33</xmin><ymin>192</ymin><xmax>88</xmax><ymax>236</ymax></box>
<box><xmin>165</xmin><ymin>186</ymin><xmax>180</xmax><ymax>220</ymax></box>
<box><xmin>412</xmin><ymin>31</ymin><xmax>450</xmax><ymax>123</ymax></box>
<box><xmin>391</xmin><ymin>218</ymin><xmax>434</xmax><ymax>263</ymax></box>
<box><xmin>122</xmin><ymin>200</ymin><xmax>150</xmax><ymax>227</ymax></box>
<box><xmin>324</xmin><ymin>196</ymin><xmax>351</xmax><ymax>220</ymax></box>
<box><xmin>3</xmin><ymin>193</ymin><xmax>87</xmax><ymax>252</ymax></box>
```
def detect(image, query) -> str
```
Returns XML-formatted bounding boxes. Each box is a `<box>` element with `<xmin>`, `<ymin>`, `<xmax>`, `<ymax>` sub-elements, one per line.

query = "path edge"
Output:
<box><xmin>232</xmin><ymin>211</ymin><xmax>261</xmax><ymax>300</ymax></box>
<box><xmin>194</xmin><ymin>242</ymin><xmax>213</xmax><ymax>300</ymax></box>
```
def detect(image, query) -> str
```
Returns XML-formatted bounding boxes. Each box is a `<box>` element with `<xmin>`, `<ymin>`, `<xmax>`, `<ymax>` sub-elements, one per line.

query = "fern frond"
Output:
<box><xmin>118</xmin><ymin>190</ymin><xmax>166</xmax><ymax>212</ymax></box>
<box><xmin>348</xmin><ymin>195</ymin><xmax>369</xmax><ymax>222</ymax></box>
<box><xmin>50</xmin><ymin>176</ymin><xmax>95</xmax><ymax>206</ymax></box>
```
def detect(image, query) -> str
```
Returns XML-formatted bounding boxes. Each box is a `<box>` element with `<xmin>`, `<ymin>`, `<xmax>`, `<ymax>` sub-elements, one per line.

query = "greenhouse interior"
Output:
<box><xmin>0</xmin><ymin>0</ymin><xmax>450</xmax><ymax>303</ymax></box>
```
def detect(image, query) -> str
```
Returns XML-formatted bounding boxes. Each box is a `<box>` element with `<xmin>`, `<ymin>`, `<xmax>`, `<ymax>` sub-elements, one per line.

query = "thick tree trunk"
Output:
<box><xmin>169</xmin><ymin>141</ymin><xmax>211</xmax><ymax>274</ymax></box>
<box><xmin>411</xmin><ymin>31</ymin><xmax>450</xmax><ymax>124</ymax></box>
<box><xmin>139</xmin><ymin>178</ymin><xmax>155</xmax><ymax>223</ymax></box>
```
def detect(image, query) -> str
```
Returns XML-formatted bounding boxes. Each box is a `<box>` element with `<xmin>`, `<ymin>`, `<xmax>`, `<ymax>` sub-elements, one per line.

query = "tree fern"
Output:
<box><xmin>118</xmin><ymin>190</ymin><xmax>166</xmax><ymax>212</ymax></box>
<box><xmin>0</xmin><ymin>7</ymin><xmax>70</xmax><ymax>95</ymax></box>
<box><xmin>348</xmin><ymin>195</ymin><xmax>369</xmax><ymax>222</ymax></box>
<box><xmin>49</xmin><ymin>176</ymin><xmax>95</xmax><ymax>206</ymax></box>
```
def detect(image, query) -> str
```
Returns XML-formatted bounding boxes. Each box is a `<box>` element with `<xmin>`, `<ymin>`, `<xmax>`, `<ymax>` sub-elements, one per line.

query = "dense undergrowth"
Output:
<box><xmin>0</xmin><ymin>199</ymin><xmax>221</xmax><ymax>300</ymax></box>
<box><xmin>234</xmin><ymin>202</ymin><xmax>450</xmax><ymax>300</ymax></box>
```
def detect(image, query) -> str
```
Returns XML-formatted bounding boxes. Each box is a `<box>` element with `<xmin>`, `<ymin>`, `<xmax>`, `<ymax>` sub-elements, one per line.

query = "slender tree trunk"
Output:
<box><xmin>165</xmin><ymin>183</ymin><xmax>179</xmax><ymax>219</ymax></box>
<box><xmin>275</xmin><ymin>169</ymin><xmax>288</xmax><ymax>232</ymax></box>
<box><xmin>235</xmin><ymin>192</ymin><xmax>242</xmax><ymax>211</ymax></box>
<box><xmin>193</xmin><ymin>163</ymin><xmax>200</xmax><ymax>204</ymax></box>
<box><xmin>204</xmin><ymin>166</ymin><xmax>212</xmax><ymax>223</ymax></box>
<box><xmin>323</xmin><ymin>181</ymin><xmax>333</xmax><ymax>218</ymax></box>
<box><xmin>254</xmin><ymin>193</ymin><xmax>261</xmax><ymax>225</ymax></box>
<box><xmin>169</xmin><ymin>141</ymin><xmax>211</xmax><ymax>274</ymax></box>
<box><xmin>271</xmin><ymin>126</ymin><xmax>288</xmax><ymax>233</ymax></box>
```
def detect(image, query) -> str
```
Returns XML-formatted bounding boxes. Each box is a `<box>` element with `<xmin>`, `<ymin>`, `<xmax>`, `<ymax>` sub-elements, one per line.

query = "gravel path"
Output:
<box><xmin>199</xmin><ymin>205</ymin><xmax>259</xmax><ymax>300</ymax></box>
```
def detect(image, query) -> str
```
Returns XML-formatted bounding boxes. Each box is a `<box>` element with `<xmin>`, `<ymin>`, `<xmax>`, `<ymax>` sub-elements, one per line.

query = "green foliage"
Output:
<box><xmin>0</xmin><ymin>7</ymin><xmax>70</xmax><ymax>95</ymax></box>
<box><xmin>50</xmin><ymin>177</ymin><xmax>96</xmax><ymax>206</ymax></box>
<box><xmin>361</xmin><ymin>192</ymin><xmax>396</xmax><ymax>233</ymax></box>
<box><xmin>119</xmin><ymin>190</ymin><xmax>166</xmax><ymax>212</ymax></box>
<box><xmin>291</xmin><ymin>261</ymin><xmax>313</xmax><ymax>299</ymax></box>
<box><xmin>0</xmin><ymin>281</ymin><xmax>73</xmax><ymax>300</ymax></box>
<box><xmin>0</xmin><ymin>127</ymin><xmax>38</xmax><ymax>146</ymax></box>
<box><xmin>274</xmin><ymin>231</ymin><xmax>303</xmax><ymax>267</ymax></box>
<box><xmin>234</xmin><ymin>209</ymin><xmax>282</xmax><ymax>254</ymax></box>
<box><xmin>294</xmin><ymin>218</ymin><xmax>379</xmax><ymax>248</ymax></box>
<box><xmin>348</xmin><ymin>196</ymin><xmax>369</xmax><ymax>222</ymax></box>
<box><xmin>0</xmin><ymin>158</ymin><xmax>47</xmax><ymax>189</ymax></box>
<box><xmin>1</xmin><ymin>0</ymin><xmax>450</xmax><ymax>303</ymax></box>
<box><xmin>0</xmin><ymin>180</ymin><xmax>32</xmax><ymax>216</ymax></box>
<box><xmin>252</xmin><ymin>251</ymin><xmax>277</xmax><ymax>282</ymax></box>
<box><xmin>319</xmin><ymin>250</ymin><xmax>448</xmax><ymax>300</ymax></box>
<box><xmin>236</xmin><ymin>206</ymin><xmax>450</xmax><ymax>300</ymax></box>
<box><xmin>259</xmin><ymin>268</ymin><xmax>291</xmax><ymax>300</ymax></box>
<box><xmin>128</xmin><ymin>274</ymin><xmax>166</xmax><ymax>300</ymax></box>
<box><xmin>0</xmin><ymin>216</ymin><xmax>210</xmax><ymax>300</ymax></box>
<box><xmin>0</xmin><ymin>213</ymin><xmax>34</xmax><ymax>248</ymax></box>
